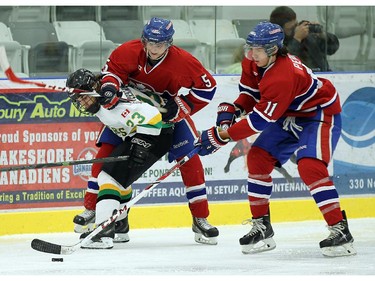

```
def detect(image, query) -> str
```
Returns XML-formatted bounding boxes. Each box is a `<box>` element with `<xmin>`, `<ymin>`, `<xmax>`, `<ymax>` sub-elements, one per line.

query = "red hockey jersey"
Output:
<box><xmin>100</xmin><ymin>39</ymin><xmax>217</xmax><ymax>115</ymax></box>
<box><xmin>227</xmin><ymin>54</ymin><xmax>341</xmax><ymax>141</ymax></box>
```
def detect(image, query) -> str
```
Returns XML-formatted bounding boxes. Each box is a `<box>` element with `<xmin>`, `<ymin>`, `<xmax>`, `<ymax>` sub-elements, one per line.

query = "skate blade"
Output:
<box><xmin>321</xmin><ymin>243</ymin><xmax>357</xmax><ymax>257</ymax></box>
<box><xmin>241</xmin><ymin>237</ymin><xmax>276</xmax><ymax>254</ymax></box>
<box><xmin>194</xmin><ymin>233</ymin><xmax>218</xmax><ymax>245</ymax></box>
<box><xmin>113</xmin><ymin>233</ymin><xmax>130</xmax><ymax>243</ymax></box>
<box><xmin>74</xmin><ymin>222</ymin><xmax>96</xmax><ymax>233</ymax></box>
<box><xmin>81</xmin><ymin>238</ymin><xmax>113</xmax><ymax>249</ymax></box>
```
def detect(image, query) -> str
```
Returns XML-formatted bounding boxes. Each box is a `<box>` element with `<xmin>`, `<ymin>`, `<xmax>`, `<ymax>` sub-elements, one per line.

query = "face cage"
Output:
<box><xmin>244</xmin><ymin>43</ymin><xmax>278</xmax><ymax>58</ymax></box>
<box><xmin>70</xmin><ymin>93</ymin><xmax>100</xmax><ymax>115</ymax></box>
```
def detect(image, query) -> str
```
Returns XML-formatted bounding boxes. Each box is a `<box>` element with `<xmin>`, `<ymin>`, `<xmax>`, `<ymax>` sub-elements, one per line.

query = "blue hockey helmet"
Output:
<box><xmin>142</xmin><ymin>17</ymin><xmax>175</xmax><ymax>45</ymax></box>
<box><xmin>245</xmin><ymin>21</ymin><xmax>284</xmax><ymax>56</ymax></box>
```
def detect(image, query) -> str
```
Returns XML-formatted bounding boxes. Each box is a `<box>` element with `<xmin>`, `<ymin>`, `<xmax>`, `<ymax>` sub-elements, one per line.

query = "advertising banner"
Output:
<box><xmin>0</xmin><ymin>74</ymin><xmax>374</xmax><ymax>211</ymax></box>
<box><xmin>0</xmin><ymin>89</ymin><xmax>102</xmax><ymax>209</ymax></box>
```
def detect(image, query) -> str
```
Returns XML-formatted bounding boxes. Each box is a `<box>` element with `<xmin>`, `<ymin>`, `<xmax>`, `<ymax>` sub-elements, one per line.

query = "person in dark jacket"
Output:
<box><xmin>270</xmin><ymin>6</ymin><xmax>339</xmax><ymax>72</ymax></box>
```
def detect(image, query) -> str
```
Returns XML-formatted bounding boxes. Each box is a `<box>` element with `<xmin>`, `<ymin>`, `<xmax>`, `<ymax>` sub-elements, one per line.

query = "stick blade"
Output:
<box><xmin>31</xmin><ymin>239</ymin><xmax>63</xmax><ymax>255</ymax></box>
<box><xmin>31</xmin><ymin>238</ymin><xmax>78</xmax><ymax>255</ymax></box>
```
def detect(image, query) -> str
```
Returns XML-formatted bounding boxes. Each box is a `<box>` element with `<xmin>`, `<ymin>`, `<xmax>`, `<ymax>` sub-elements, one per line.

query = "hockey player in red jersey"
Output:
<box><xmin>197</xmin><ymin>21</ymin><xmax>356</xmax><ymax>257</ymax></box>
<box><xmin>72</xmin><ymin>17</ymin><xmax>219</xmax><ymax>245</ymax></box>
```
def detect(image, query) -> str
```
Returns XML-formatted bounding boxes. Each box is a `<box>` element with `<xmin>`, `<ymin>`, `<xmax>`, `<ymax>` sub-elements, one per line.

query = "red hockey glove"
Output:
<box><xmin>161</xmin><ymin>95</ymin><xmax>194</xmax><ymax>123</ymax></box>
<box><xmin>98</xmin><ymin>82</ymin><xmax>121</xmax><ymax>110</ymax></box>
<box><xmin>197</xmin><ymin>126</ymin><xmax>229</xmax><ymax>156</ymax></box>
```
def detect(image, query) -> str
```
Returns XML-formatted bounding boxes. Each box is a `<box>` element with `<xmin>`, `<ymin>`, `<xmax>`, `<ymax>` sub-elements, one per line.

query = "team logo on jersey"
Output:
<box><xmin>128</xmin><ymin>80</ymin><xmax>165</xmax><ymax>107</ymax></box>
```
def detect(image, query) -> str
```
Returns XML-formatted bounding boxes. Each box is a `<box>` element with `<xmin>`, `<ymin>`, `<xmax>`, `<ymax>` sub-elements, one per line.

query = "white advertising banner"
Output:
<box><xmin>134</xmin><ymin>73</ymin><xmax>375</xmax><ymax>202</ymax></box>
<box><xmin>0</xmin><ymin>73</ymin><xmax>374</xmax><ymax>210</ymax></box>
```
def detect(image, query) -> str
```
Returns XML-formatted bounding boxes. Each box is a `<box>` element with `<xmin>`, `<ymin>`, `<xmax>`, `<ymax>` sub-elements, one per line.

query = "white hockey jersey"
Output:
<box><xmin>95</xmin><ymin>88</ymin><xmax>163</xmax><ymax>140</ymax></box>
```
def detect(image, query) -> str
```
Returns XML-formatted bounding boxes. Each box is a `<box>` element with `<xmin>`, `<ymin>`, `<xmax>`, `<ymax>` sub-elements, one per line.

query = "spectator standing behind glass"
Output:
<box><xmin>270</xmin><ymin>6</ymin><xmax>339</xmax><ymax>72</ymax></box>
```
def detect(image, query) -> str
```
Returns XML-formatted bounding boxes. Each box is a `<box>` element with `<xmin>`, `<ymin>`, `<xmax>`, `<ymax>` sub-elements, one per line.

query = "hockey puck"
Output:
<box><xmin>51</xmin><ymin>258</ymin><xmax>64</xmax><ymax>262</ymax></box>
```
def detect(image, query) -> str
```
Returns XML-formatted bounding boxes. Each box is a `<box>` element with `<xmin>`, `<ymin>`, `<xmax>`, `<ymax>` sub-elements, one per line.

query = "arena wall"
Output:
<box><xmin>0</xmin><ymin>73</ymin><xmax>374</xmax><ymax>235</ymax></box>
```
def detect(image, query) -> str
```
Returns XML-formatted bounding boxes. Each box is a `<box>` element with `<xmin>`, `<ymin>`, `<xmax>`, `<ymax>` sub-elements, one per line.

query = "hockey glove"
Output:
<box><xmin>98</xmin><ymin>82</ymin><xmax>121</xmax><ymax>110</ymax></box>
<box><xmin>161</xmin><ymin>95</ymin><xmax>194</xmax><ymax>123</ymax></box>
<box><xmin>128</xmin><ymin>134</ymin><xmax>157</xmax><ymax>169</ymax></box>
<box><xmin>216</xmin><ymin>102</ymin><xmax>239</xmax><ymax>130</ymax></box>
<box><xmin>197</xmin><ymin>126</ymin><xmax>229</xmax><ymax>156</ymax></box>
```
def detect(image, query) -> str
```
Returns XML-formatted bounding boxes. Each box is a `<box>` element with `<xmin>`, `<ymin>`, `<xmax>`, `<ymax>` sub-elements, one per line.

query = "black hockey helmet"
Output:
<box><xmin>66</xmin><ymin>68</ymin><xmax>98</xmax><ymax>91</ymax></box>
<box><xmin>66</xmin><ymin>68</ymin><xmax>100</xmax><ymax>115</ymax></box>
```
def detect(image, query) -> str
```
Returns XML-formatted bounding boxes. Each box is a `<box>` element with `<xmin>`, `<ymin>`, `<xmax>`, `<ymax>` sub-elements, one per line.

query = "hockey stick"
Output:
<box><xmin>0</xmin><ymin>46</ymin><xmax>167</xmax><ymax>111</ymax></box>
<box><xmin>0</xmin><ymin>155</ymin><xmax>130</xmax><ymax>172</ymax></box>
<box><xmin>0</xmin><ymin>46</ymin><xmax>98</xmax><ymax>96</ymax></box>
<box><xmin>31</xmin><ymin>146</ymin><xmax>200</xmax><ymax>255</ymax></box>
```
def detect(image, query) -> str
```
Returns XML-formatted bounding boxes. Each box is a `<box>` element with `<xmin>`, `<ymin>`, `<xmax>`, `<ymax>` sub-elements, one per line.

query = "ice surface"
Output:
<box><xmin>0</xmin><ymin>218</ymin><xmax>374</xmax><ymax>278</ymax></box>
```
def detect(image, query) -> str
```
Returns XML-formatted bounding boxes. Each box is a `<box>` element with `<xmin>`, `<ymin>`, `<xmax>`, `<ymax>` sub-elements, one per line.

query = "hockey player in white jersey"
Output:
<box><xmin>67</xmin><ymin>69</ymin><xmax>173</xmax><ymax>249</ymax></box>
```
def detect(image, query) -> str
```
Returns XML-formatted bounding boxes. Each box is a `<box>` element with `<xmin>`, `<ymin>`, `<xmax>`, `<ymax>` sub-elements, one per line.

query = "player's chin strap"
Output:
<box><xmin>31</xmin><ymin>147</ymin><xmax>200</xmax><ymax>255</ymax></box>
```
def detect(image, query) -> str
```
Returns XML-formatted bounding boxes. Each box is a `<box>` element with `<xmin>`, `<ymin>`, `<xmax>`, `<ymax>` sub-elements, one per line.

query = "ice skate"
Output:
<box><xmin>73</xmin><ymin>209</ymin><xmax>95</xmax><ymax>233</ymax></box>
<box><xmin>114</xmin><ymin>216</ymin><xmax>130</xmax><ymax>243</ymax></box>
<box><xmin>320</xmin><ymin>210</ymin><xmax>356</xmax><ymax>257</ymax></box>
<box><xmin>80</xmin><ymin>221</ymin><xmax>115</xmax><ymax>249</ymax></box>
<box><xmin>192</xmin><ymin>217</ymin><xmax>219</xmax><ymax>245</ymax></box>
<box><xmin>239</xmin><ymin>214</ymin><xmax>276</xmax><ymax>254</ymax></box>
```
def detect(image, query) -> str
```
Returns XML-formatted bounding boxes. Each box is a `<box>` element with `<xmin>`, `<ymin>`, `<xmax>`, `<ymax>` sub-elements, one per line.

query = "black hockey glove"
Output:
<box><xmin>128</xmin><ymin>134</ymin><xmax>157</xmax><ymax>169</ymax></box>
<box><xmin>98</xmin><ymin>82</ymin><xmax>121</xmax><ymax>110</ymax></box>
<box><xmin>161</xmin><ymin>95</ymin><xmax>194</xmax><ymax>123</ymax></box>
